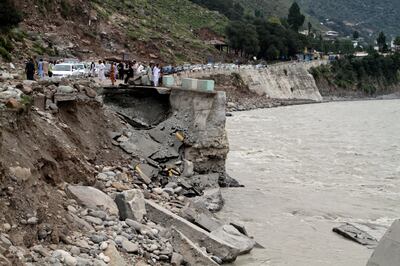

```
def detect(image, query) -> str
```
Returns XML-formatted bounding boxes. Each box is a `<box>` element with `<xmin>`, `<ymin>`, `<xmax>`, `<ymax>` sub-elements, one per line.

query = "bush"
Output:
<box><xmin>60</xmin><ymin>0</ymin><xmax>73</xmax><ymax>18</ymax></box>
<box><xmin>0</xmin><ymin>0</ymin><xmax>22</xmax><ymax>30</ymax></box>
<box><xmin>0</xmin><ymin>36</ymin><xmax>13</xmax><ymax>52</ymax></box>
<box><xmin>0</xmin><ymin>47</ymin><xmax>12</xmax><ymax>61</ymax></box>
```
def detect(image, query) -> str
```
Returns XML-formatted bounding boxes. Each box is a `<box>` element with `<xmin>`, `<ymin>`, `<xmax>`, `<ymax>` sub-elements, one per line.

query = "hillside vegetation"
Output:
<box><xmin>311</xmin><ymin>53</ymin><xmax>400</xmax><ymax>97</ymax></box>
<box><xmin>1</xmin><ymin>0</ymin><xmax>229</xmax><ymax>63</ymax></box>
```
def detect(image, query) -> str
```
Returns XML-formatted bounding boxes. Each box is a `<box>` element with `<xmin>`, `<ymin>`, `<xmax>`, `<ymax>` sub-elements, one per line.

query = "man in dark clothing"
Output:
<box><xmin>117</xmin><ymin>62</ymin><xmax>124</xmax><ymax>80</ymax></box>
<box><xmin>25</xmin><ymin>58</ymin><xmax>35</xmax><ymax>80</ymax></box>
<box><xmin>124</xmin><ymin>63</ymin><xmax>134</xmax><ymax>84</ymax></box>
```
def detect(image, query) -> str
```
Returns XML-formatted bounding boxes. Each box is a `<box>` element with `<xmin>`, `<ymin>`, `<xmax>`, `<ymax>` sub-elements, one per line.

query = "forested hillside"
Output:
<box><xmin>235</xmin><ymin>0</ymin><xmax>400</xmax><ymax>38</ymax></box>
<box><xmin>298</xmin><ymin>0</ymin><xmax>400</xmax><ymax>38</ymax></box>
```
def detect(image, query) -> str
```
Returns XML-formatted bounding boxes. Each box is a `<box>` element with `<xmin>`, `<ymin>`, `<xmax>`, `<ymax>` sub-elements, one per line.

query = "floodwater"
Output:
<box><xmin>218</xmin><ymin>100</ymin><xmax>400</xmax><ymax>266</ymax></box>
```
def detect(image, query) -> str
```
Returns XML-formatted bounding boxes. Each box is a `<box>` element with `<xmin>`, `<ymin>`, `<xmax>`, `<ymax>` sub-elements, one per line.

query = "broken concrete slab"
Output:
<box><xmin>193</xmin><ymin>188</ymin><xmax>224</xmax><ymax>212</ymax></box>
<box><xmin>210</xmin><ymin>225</ymin><xmax>256</xmax><ymax>255</ymax></box>
<box><xmin>145</xmin><ymin>200</ymin><xmax>239</xmax><ymax>262</ymax></box>
<box><xmin>171</xmin><ymin>228</ymin><xmax>219</xmax><ymax>266</ymax></box>
<box><xmin>115</xmin><ymin>189</ymin><xmax>146</xmax><ymax>222</ymax></box>
<box><xmin>179</xmin><ymin>201</ymin><xmax>223</xmax><ymax>232</ymax></box>
<box><xmin>150</xmin><ymin>147</ymin><xmax>180</xmax><ymax>162</ymax></box>
<box><xmin>65</xmin><ymin>185</ymin><xmax>119</xmax><ymax>216</ymax></box>
<box><xmin>367</xmin><ymin>220</ymin><xmax>400</xmax><ymax>266</ymax></box>
<box><xmin>333</xmin><ymin>223</ymin><xmax>378</xmax><ymax>247</ymax></box>
<box><xmin>119</xmin><ymin>132</ymin><xmax>161</xmax><ymax>158</ymax></box>
<box><xmin>134</xmin><ymin>163</ymin><xmax>158</xmax><ymax>184</ymax></box>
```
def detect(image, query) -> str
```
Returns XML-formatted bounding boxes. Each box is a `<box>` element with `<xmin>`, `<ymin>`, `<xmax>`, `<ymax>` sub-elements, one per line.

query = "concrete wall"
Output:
<box><xmin>169</xmin><ymin>89</ymin><xmax>228</xmax><ymax>175</ymax></box>
<box><xmin>172</xmin><ymin>60</ymin><xmax>326</xmax><ymax>102</ymax></box>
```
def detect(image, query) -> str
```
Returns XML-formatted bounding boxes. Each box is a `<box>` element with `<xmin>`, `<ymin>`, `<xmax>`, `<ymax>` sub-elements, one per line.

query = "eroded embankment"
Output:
<box><xmin>0</xmin><ymin>79</ymin><xmax>254</xmax><ymax>266</ymax></box>
<box><xmin>172</xmin><ymin>62</ymin><xmax>326</xmax><ymax>112</ymax></box>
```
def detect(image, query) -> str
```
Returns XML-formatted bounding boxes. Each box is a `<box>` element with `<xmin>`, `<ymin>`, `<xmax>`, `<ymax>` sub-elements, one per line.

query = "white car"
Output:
<box><xmin>52</xmin><ymin>63</ymin><xmax>84</xmax><ymax>78</ymax></box>
<box><xmin>73</xmin><ymin>63</ymin><xmax>89</xmax><ymax>76</ymax></box>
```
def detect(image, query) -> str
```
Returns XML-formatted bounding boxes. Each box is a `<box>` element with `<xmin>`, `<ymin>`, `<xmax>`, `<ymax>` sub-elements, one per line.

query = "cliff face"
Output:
<box><xmin>174</xmin><ymin>61</ymin><xmax>326</xmax><ymax>102</ymax></box>
<box><xmin>239</xmin><ymin>62</ymin><xmax>323</xmax><ymax>102</ymax></box>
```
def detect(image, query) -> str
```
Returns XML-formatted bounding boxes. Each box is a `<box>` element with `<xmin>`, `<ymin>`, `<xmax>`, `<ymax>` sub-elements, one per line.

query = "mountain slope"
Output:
<box><xmin>235</xmin><ymin>0</ymin><xmax>400</xmax><ymax>38</ymax></box>
<box><xmin>298</xmin><ymin>0</ymin><xmax>400</xmax><ymax>38</ymax></box>
<box><xmin>3</xmin><ymin>0</ymin><xmax>229</xmax><ymax>63</ymax></box>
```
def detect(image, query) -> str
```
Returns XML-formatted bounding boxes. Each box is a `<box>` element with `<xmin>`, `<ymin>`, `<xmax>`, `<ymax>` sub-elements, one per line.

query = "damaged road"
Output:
<box><xmin>0</xmin><ymin>77</ymin><xmax>255</xmax><ymax>265</ymax></box>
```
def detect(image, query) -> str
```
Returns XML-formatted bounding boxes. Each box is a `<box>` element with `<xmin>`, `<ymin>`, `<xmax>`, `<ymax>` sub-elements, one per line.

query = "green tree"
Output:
<box><xmin>226</xmin><ymin>20</ymin><xmax>259</xmax><ymax>56</ymax></box>
<box><xmin>266</xmin><ymin>45</ymin><xmax>280</xmax><ymax>60</ymax></box>
<box><xmin>287</xmin><ymin>2</ymin><xmax>305</xmax><ymax>32</ymax></box>
<box><xmin>353</xmin><ymin>31</ymin><xmax>359</xmax><ymax>40</ymax></box>
<box><xmin>307</xmin><ymin>22</ymin><xmax>312</xmax><ymax>36</ymax></box>
<box><xmin>0</xmin><ymin>0</ymin><xmax>22</xmax><ymax>30</ymax></box>
<box><xmin>377</xmin><ymin>32</ymin><xmax>387</xmax><ymax>52</ymax></box>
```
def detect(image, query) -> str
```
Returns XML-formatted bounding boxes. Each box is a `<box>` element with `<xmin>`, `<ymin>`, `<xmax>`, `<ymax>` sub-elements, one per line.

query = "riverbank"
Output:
<box><xmin>0</xmin><ymin>76</ymin><xmax>257</xmax><ymax>265</ymax></box>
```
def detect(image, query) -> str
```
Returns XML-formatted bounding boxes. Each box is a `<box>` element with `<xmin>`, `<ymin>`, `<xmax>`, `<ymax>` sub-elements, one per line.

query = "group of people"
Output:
<box><xmin>92</xmin><ymin>60</ymin><xmax>162</xmax><ymax>87</ymax></box>
<box><xmin>25</xmin><ymin>57</ymin><xmax>163</xmax><ymax>87</ymax></box>
<box><xmin>25</xmin><ymin>58</ymin><xmax>55</xmax><ymax>80</ymax></box>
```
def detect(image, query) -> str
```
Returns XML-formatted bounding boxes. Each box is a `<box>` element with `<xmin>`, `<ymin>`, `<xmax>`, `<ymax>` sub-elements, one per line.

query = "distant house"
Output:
<box><xmin>205</xmin><ymin>39</ymin><xmax>228</xmax><ymax>52</ymax></box>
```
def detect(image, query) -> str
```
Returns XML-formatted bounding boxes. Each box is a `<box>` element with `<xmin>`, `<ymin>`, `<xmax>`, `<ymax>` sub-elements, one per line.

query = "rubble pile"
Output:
<box><xmin>0</xmin><ymin>75</ymin><xmax>256</xmax><ymax>265</ymax></box>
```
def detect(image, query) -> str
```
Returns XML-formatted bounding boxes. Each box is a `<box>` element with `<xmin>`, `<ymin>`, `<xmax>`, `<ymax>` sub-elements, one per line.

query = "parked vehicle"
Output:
<box><xmin>73</xmin><ymin>63</ymin><xmax>89</xmax><ymax>76</ymax></box>
<box><xmin>52</xmin><ymin>64</ymin><xmax>81</xmax><ymax>78</ymax></box>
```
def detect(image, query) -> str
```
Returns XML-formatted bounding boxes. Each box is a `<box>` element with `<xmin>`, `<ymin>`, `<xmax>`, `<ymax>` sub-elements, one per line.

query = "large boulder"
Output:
<box><xmin>367</xmin><ymin>219</ymin><xmax>400</xmax><ymax>266</ymax></box>
<box><xmin>57</xmin><ymin>85</ymin><xmax>75</xmax><ymax>93</ymax></box>
<box><xmin>193</xmin><ymin>188</ymin><xmax>224</xmax><ymax>212</ymax></box>
<box><xmin>66</xmin><ymin>186</ymin><xmax>119</xmax><ymax>216</ymax></box>
<box><xmin>104</xmin><ymin>243</ymin><xmax>127</xmax><ymax>266</ymax></box>
<box><xmin>185</xmin><ymin>174</ymin><xmax>220</xmax><ymax>191</ymax></box>
<box><xmin>210</xmin><ymin>225</ymin><xmax>256</xmax><ymax>255</ymax></box>
<box><xmin>115</xmin><ymin>189</ymin><xmax>146</xmax><ymax>222</ymax></box>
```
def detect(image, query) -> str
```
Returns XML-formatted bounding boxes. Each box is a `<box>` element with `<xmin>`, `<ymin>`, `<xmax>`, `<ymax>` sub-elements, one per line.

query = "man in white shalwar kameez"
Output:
<box><xmin>98</xmin><ymin>60</ymin><xmax>106</xmax><ymax>82</ymax></box>
<box><xmin>153</xmin><ymin>64</ymin><xmax>160</xmax><ymax>87</ymax></box>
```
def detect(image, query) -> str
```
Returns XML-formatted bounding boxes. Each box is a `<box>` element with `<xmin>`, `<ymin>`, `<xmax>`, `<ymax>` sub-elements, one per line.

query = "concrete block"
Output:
<box><xmin>145</xmin><ymin>199</ymin><xmax>239</xmax><ymax>262</ymax></box>
<box><xmin>367</xmin><ymin>219</ymin><xmax>400</xmax><ymax>266</ymax></box>
<box><xmin>162</xmin><ymin>76</ymin><xmax>175</xmax><ymax>87</ymax></box>
<box><xmin>197</xmin><ymin>80</ymin><xmax>215</xmax><ymax>92</ymax></box>
<box><xmin>181</xmin><ymin>78</ymin><xmax>198</xmax><ymax>90</ymax></box>
<box><xmin>171</xmin><ymin>228</ymin><xmax>219</xmax><ymax>266</ymax></box>
<box><xmin>210</xmin><ymin>225</ymin><xmax>256</xmax><ymax>255</ymax></box>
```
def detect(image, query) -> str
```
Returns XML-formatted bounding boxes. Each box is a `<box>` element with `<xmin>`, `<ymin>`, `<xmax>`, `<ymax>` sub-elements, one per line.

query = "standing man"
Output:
<box><xmin>48</xmin><ymin>61</ymin><xmax>54</xmax><ymax>77</ymax></box>
<box><xmin>25</xmin><ymin>58</ymin><xmax>35</xmax><ymax>80</ymax></box>
<box><xmin>124</xmin><ymin>62</ymin><xmax>134</xmax><ymax>84</ymax></box>
<box><xmin>98</xmin><ymin>60</ymin><xmax>105</xmax><ymax>82</ymax></box>
<box><xmin>90</xmin><ymin>62</ymin><xmax>96</xmax><ymax>77</ymax></box>
<box><xmin>117</xmin><ymin>61</ymin><xmax>124</xmax><ymax>81</ymax></box>
<box><xmin>146</xmin><ymin>63</ymin><xmax>153</xmax><ymax>86</ymax></box>
<box><xmin>110</xmin><ymin>62</ymin><xmax>116</xmax><ymax>86</ymax></box>
<box><xmin>132</xmin><ymin>60</ymin><xmax>139</xmax><ymax>76</ymax></box>
<box><xmin>152</xmin><ymin>63</ymin><xmax>160</xmax><ymax>87</ymax></box>
<box><xmin>38</xmin><ymin>59</ymin><xmax>44</xmax><ymax>79</ymax></box>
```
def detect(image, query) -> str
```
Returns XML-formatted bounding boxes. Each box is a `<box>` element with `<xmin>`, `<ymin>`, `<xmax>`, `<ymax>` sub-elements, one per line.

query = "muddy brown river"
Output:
<box><xmin>218</xmin><ymin>100</ymin><xmax>400</xmax><ymax>266</ymax></box>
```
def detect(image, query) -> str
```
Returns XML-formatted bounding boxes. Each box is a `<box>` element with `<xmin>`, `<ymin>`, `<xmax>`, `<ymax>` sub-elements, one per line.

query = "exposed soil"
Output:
<box><xmin>0</xmin><ymin>99</ymin><xmax>129</xmax><ymax>252</ymax></box>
